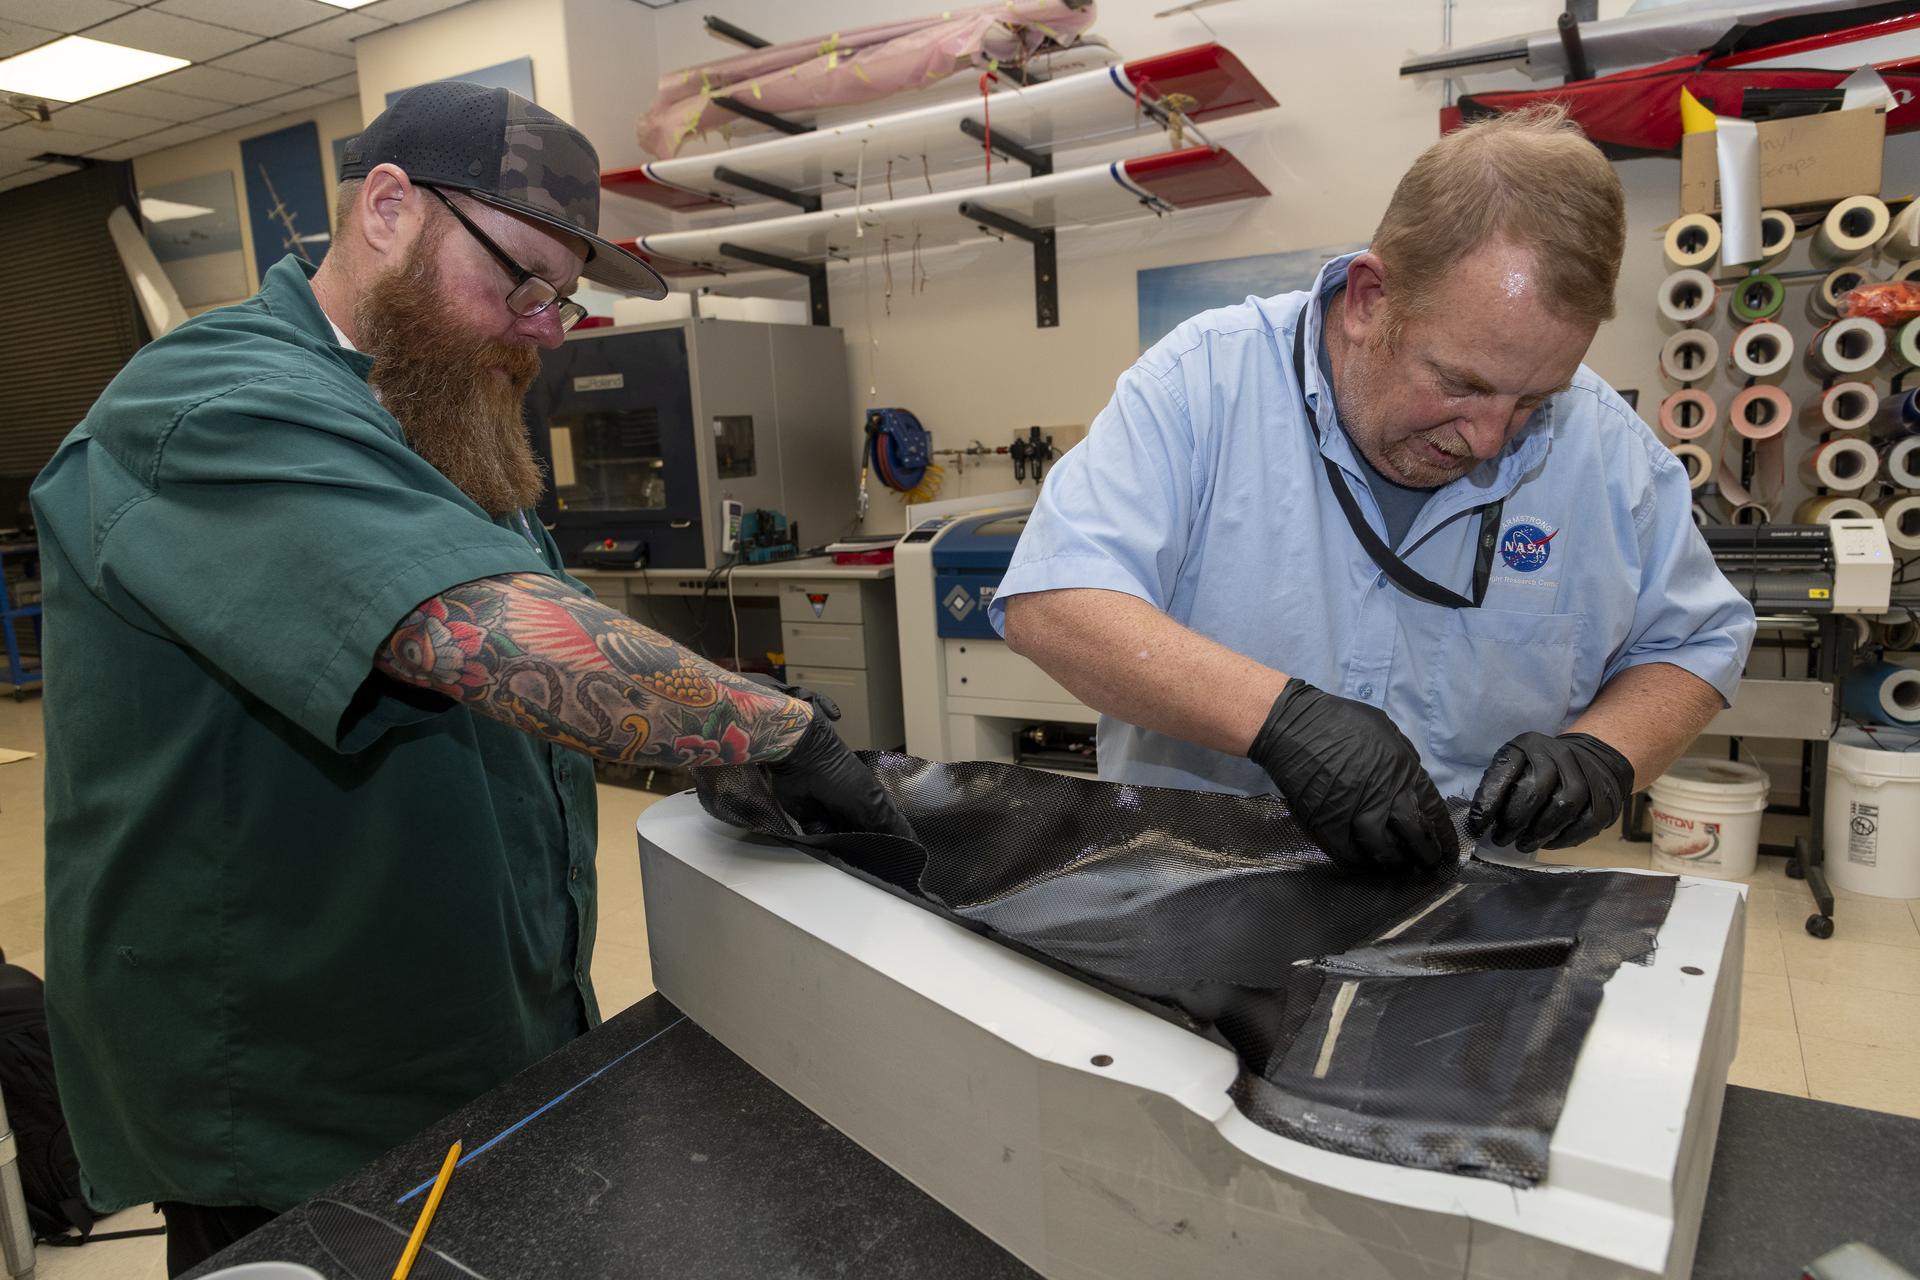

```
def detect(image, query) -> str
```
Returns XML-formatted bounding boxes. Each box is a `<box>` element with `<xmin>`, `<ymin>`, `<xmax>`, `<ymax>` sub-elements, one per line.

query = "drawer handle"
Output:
<box><xmin>670</xmin><ymin>520</ymin><xmax>691</xmax><ymax>529</ymax></box>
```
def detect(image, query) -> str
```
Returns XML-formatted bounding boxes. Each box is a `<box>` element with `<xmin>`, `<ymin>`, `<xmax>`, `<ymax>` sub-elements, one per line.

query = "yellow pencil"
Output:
<box><xmin>393</xmin><ymin>1140</ymin><xmax>462</xmax><ymax>1280</ymax></box>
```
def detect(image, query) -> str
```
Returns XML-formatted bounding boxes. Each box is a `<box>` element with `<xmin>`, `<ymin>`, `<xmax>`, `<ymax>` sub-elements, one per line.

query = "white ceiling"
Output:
<box><xmin>0</xmin><ymin>0</ymin><xmax>475</xmax><ymax>194</ymax></box>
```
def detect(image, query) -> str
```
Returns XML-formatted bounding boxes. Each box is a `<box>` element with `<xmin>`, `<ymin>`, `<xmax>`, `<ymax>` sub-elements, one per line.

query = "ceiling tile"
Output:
<box><xmin>312</xmin><ymin>73</ymin><xmax>358</xmax><ymax>98</ymax></box>
<box><xmin>190</xmin><ymin>101</ymin><xmax>281</xmax><ymax>132</ymax></box>
<box><xmin>0</xmin><ymin>0</ymin><xmax>134</xmax><ymax>32</ymax></box>
<box><xmin>0</xmin><ymin>126</ymin><xmax>44</xmax><ymax>157</ymax></box>
<box><xmin>148</xmin><ymin>63</ymin><xmax>294</xmax><ymax>105</ymax></box>
<box><xmin>1</xmin><ymin>122</ymin><xmax>139</xmax><ymax>154</ymax></box>
<box><xmin>82</xmin><ymin>119</ymin><xmax>215</xmax><ymax>158</ymax></box>
<box><xmin>84</xmin><ymin>83</ymin><xmax>228</xmax><ymax>122</ymax></box>
<box><xmin>359</xmin><ymin>0</ymin><xmax>469</xmax><ymax>25</ymax></box>
<box><xmin>47</xmin><ymin>103</ymin><xmax>158</xmax><ymax>141</ymax></box>
<box><xmin>253</xmin><ymin>85</ymin><xmax>348</xmax><ymax>117</ymax></box>
<box><xmin>152</xmin><ymin>0</ymin><xmax>340</xmax><ymax>38</ymax></box>
<box><xmin>0</xmin><ymin>19</ymin><xmax>60</xmax><ymax>57</ymax></box>
<box><xmin>210</xmin><ymin>40</ymin><xmax>353</xmax><ymax>85</ymax></box>
<box><xmin>82</xmin><ymin>7</ymin><xmax>260</xmax><ymax>60</ymax></box>
<box><xmin>0</xmin><ymin>165</ymin><xmax>55</xmax><ymax>192</ymax></box>
<box><xmin>279</xmin><ymin>11</ymin><xmax>386</xmax><ymax>56</ymax></box>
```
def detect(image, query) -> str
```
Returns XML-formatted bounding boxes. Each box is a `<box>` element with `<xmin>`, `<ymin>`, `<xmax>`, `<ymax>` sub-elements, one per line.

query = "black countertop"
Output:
<box><xmin>187</xmin><ymin>994</ymin><xmax>1920</xmax><ymax>1279</ymax></box>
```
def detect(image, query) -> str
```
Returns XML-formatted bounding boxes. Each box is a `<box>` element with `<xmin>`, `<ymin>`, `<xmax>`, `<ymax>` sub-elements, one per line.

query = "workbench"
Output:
<box><xmin>184</xmin><ymin>993</ymin><xmax>1918</xmax><ymax>1279</ymax></box>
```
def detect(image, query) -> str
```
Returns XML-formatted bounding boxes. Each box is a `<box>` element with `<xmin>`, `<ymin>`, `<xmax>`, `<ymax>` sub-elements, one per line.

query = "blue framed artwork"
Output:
<box><xmin>1137</xmin><ymin>245</ymin><xmax>1364</xmax><ymax>353</ymax></box>
<box><xmin>141</xmin><ymin>170</ymin><xmax>247</xmax><ymax>307</ymax></box>
<box><xmin>240</xmin><ymin>121</ymin><xmax>331</xmax><ymax>283</ymax></box>
<box><xmin>386</xmin><ymin>56</ymin><xmax>535</xmax><ymax>106</ymax></box>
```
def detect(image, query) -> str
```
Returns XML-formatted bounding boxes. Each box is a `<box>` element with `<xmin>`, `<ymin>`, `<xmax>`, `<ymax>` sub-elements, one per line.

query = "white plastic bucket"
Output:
<box><xmin>1648</xmin><ymin>759</ymin><xmax>1770</xmax><ymax>879</ymax></box>
<box><xmin>1825</xmin><ymin>726</ymin><xmax>1920</xmax><ymax>899</ymax></box>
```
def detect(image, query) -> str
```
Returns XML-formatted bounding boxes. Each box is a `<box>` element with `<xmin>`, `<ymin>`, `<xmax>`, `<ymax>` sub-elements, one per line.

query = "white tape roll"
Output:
<box><xmin>1728</xmin><ymin>501</ymin><xmax>1771</xmax><ymax>526</ymax></box>
<box><xmin>1659</xmin><ymin>328</ymin><xmax>1719</xmax><ymax>384</ymax></box>
<box><xmin>1896</xmin><ymin>259</ymin><xmax>1920</xmax><ymax>284</ymax></box>
<box><xmin>1808</xmin><ymin>265</ymin><xmax>1872</xmax><ymax>321</ymax></box>
<box><xmin>1813</xmin><ymin>195</ymin><xmax>1890</xmax><ymax>265</ymax></box>
<box><xmin>1729</xmin><ymin>321</ymin><xmax>1793</xmax><ymax>379</ymax></box>
<box><xmin>1799</xmin><ymin>437</ymin><xmax>1880</xmax><ymax>492</ymax></box>
<box><xmin>1807</xmin><ymin>316</ymin><xmax>1887</xmax><ymax>377</ymax></box>
<box><xmin>1658</xmin><ymin>269</ymin><xmax>1717</xmax><ymax>325</ymax></box>
<box><xmin>1881</xmin><ymin>495</ymin><xmax>1920</xmax><ymax>551</ymax></box>
<box><xmin>1795</xmin><ymin>495</ymin><xmax>1877</xmax><ymax>523</ymax></box>
<box><xmin>1889</xmin><ymin>317</ymin><xmax>1920</xmax><ymax>371</ymax></box>
<box><xmin>1881</xmin><ymin>200</ymin><xmax>1920</xmax><ymax>260</ymax></box>
<box><xmin>1669</xmin><ymin>442</ymin><xmax>1712</xmax><ymax>490</ymax></box>
<box><xmin>1882</xmin><ymin>617</ymin><xmax>1920</xmax><ymax>652</ymax></box>
<box><xmin>1690</xmin><ymin>500</ymin><xmax>1712</xmax><ymax>529</ymax></box>
<box><xmin>1663</xmin><ymin>213</ymin><xmax>1721</xmax><ymax>271</ymax></box>
<box><xmin>1884</xmin><ymin>435</ymin><xmax>1920</xmax><ymax>489</ymax></box>
<box><xmin>1802</xmin><ymin>381</ymin><xmax>1878</xmax><ymax>433</ymax></box>
<box><xmin>1759</xmin><ymin>208</ymin><xmax>1796</xmax><ymax>267</ymax></box>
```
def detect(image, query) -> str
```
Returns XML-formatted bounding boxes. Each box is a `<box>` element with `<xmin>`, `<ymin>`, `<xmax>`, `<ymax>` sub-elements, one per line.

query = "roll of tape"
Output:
<box><xmin>1847</xmin><ymin>614</ymin><xmax>1875</xmax><ymax>650</ymax></box>
<box><xmin>1842</xmin><ymin>660</ymin><xmax>1920</xmax><ymax>727</ymax></box>
<box><xmin>1889</xmin><ymin>317</ymin><xmax>1920</xmax><ymax>371</ymax></box>
<box><xmin>1799</xmin><ymin>437</ymin><xmax>1879</xmax><ymax>492</ymax></box>
<box><xmin>1795</xmin><ymin>494</ymin><xmax>1877</xmax><ymax>523</ymax></box>
<box><xmin>1881</xmin><ymin>200</ymin><xmax>1920</xmax><ymax>260</ymax></box>
<box><xmin>1664</xmin><ymin>213</ymin><xmax>1721</xmax><ymax>271</ymax></box>
<box><xmin>1802</xmin><ymin>380</ymin><xmax>1878</xmax><ymax>433</ymax></box>
<box><xmin>1729</xmin><ymin>321</ymin><xmax>1793</xmax><ymax>379</ymax></box>
<box><xmin>1690</xmin><ymin>500</ymin><xmax>1712</xmax><ymax>528</ymax></box>
<box><xmin>1759</xmin><ymin>208</ymin><xmax>1796</xmax><ymax>267</ymax></box>
<box><xmin>1658</xmin><ymin>268</ymin><xmax>1717</xmax><ymax>325</ymax></box>
<box><xmin>1729</xmin><ymin>384</ymin><xmax>1791</xmax><ymax>439</ymax></box>
<box><xmin>1878</xmin><ymin>387</ymin><xmax>1920</xmax><ymax>437</ymax></box>
<box><xmin>1658</xmin><ymin>388</ymin><xmax>1717</xmax><ymax>440</ymax></box>
<box><xmin>1728</xmin><ymin>272</ymin><xmax>1785</xmax><ymax>323</ymax></box>
<box><xmin>1728</xmin><ymin>501</ymin><xmax>1772</xmax><ymax>526</ymax></box>
<box><xmin>1881</xmin><ymin>618</ymin><xmax>1920</xmax><ymax>652</ymax></box>
<box><xmin>1896</xmin><ymin>259</ymin><xmax>1920</xmax><ymax>284</ymax></box>
<box><xmin>1659</xmin><ymin>328</ymin><xmax>1719</xmax><ymax>384</ymax></box>
<box><xmin>1808</xmin><ymin>265</ymin><xmax>1871</xmax><ymax>321</ymax></box>
<box><xmin>1807</xmin><ymin>316</ymin><xmax>1887</xmax><ymax>377</ymax></box>
<box><xmin>1884</xmin><ymin>435</ymin><xmax>1920</xmax><ymax>489</ymax></box>
<box><xmin>1881</xmin><ymin>495</ymin><xmax>1920</xmax><ymax>551</ymax></box>
<box><xmin>1813</xmin><ymin>195</ymin><xmax>1890</xmax><ymax>265</ymax></box>
<box><xmin>1669</xmin><ymin>442</ymin><xmax>1712</xmax><ymax>489</ymax></box>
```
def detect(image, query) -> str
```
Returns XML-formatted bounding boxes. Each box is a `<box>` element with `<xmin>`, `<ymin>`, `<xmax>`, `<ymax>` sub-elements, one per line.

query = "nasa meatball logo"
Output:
<box><xmin>1498</xmin><ymin>517</ymin><xmax>1560</xmax><ymax>573</ymax></box>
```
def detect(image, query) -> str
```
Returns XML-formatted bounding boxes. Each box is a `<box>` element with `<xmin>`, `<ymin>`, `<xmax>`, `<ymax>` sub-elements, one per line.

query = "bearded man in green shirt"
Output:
<box><xmin>29</xmin><ymin>82</ymin><xmax>904</xmax><ymax>1276</ymax></box>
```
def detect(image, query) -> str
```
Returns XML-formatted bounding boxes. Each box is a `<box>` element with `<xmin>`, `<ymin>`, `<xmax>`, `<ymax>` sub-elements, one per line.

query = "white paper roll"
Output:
<box><xmin>1658</xmin><ymin>269</ymin><xmax>1717</xmax><ymax>325</ymax></box>
<box><xmin>1795</xmin><ymin>495</ymin><xmax>1877</xmax><ymax>523</ymax></box>
<box><xmin>1808</xmin><ymin>266</ymin><xmax>1871</xmax><ymax>321</ymax></box>
<box><xmin>1882</xmin><ymin>495</ymin><xmax>1920</xmax><ymax>551</ymax></box>
<box><xmin>1659</xmin><ymin>328</ymin><xmax>1718</xmax><ymax>384</ymax></box>
<box><xmin>1802</xmin><ymin>381</ymin><xmax>1878</xmax><ymax>433</ymax></box>
<box><xmin>1889</xmin><ymin>317</ymin><xmax>1920</xmax><ymax>371</ymax></box>
<box><xmin>1884</xmin><ymin>435</ymin><xmax>1920</xmax><ymax>489</ymax></box>
<box><xmin>1800</xmin><ymin>437</ymin><xmax>1880</xmax><ymax>492</ymax></box>
<box><xmin>1729</xmin><ymin>321</ymin><xmax>1793</xmax><ymax>379</ymax></box>
<box><xmin>1690</xmin><ymin>500</ymin><xmax>1712</xmax><ymax>528</ymax></box>
<box><xmin>1807</xmin><ymin>316</ymin><xmax>1887</xmax><ymax>377</ymax></box>
<box><xmin>1846</xmin><ymin>613</ymin><xmax>1875</xmax><ymax>650</ymax></box>
<box><xmin>1881</xmin><ymin>200</ymin><xmax>1920</xmax><ymax>260</ymax></box>
<box><xmin>1896</xmin><ymin>259</ymin><xmax>1920</xmax><ymax>284</ymax></box>
<box><xmin>1813</xmin><ymin>195</ymin><xmax>1890</xmax><ymax>265</ymax></box>
<box><xmin>1759</xmin><ymin>208</ymin><xmax>1796</xmax><ymax>267</ymax></box>
<box><xmin>1664</xmin><ymin>213</ymin><xmax>1721</xmax><ymax>271</ymax></box>
<box><xmin>1669</xmin><ymin>442</ymin><xmax>1712</xmax><ymax>489</ymax></box>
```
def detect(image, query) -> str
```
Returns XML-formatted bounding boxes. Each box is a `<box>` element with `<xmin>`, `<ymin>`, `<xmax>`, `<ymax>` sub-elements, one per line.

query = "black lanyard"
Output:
<box><xmin>1292</xmin><ymin>316</ymin><xmax>1501</xmax><ymax>610</ymax></box>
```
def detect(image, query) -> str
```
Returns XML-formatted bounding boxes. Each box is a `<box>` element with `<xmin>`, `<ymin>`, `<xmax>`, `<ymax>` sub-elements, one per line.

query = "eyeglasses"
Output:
<box><xmin>423</xmin><ymin>186</ymin><xmax>587</xmax><ymax>333</ymax></box>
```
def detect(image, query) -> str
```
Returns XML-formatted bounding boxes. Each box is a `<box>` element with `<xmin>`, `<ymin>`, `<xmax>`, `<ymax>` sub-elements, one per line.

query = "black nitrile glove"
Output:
<box><xmin>1247</xmin><ymin>678</ymin><xmax>1456</xmax><ymax>873</ymax></box>
<box><xmin>1466</xmin><ymin>731</ymin><xmax>1635</xmax><ymax>853</ymax></box>
<box><xmin>744</xmin><ymin>674</ymin><xmax>915</xmax><ymax>840</ymax></box>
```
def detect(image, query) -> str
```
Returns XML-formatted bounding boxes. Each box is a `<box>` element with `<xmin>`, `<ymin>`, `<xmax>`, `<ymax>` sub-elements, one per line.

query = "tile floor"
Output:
<box><xmin>2</xmin><ymin>692</ymin><xmax>1916</xmax><ymax>1276</ymax></box>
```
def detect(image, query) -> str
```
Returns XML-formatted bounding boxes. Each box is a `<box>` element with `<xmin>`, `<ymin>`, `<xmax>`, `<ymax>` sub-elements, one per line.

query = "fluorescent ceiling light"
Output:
<box><xmin>140</xmin><ymin>196</ymin><xmax>216</xmax><ymax>222</ymax></box>
<box><xmin>316</xmin><ymin>0</ymin><xmax>381</xmax><ymax>7</ymax></box>
<box><xmin>0</xmin><ymin>36</ymin><xmax>189</xmax><ymax>104</ymax></box>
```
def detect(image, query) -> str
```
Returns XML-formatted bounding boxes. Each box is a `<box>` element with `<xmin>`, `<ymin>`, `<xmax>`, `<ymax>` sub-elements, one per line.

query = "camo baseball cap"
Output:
<box><xmin>339</xmin><ymin>80</ymin><xmax>667</xmax><ymax>299</ymax></box>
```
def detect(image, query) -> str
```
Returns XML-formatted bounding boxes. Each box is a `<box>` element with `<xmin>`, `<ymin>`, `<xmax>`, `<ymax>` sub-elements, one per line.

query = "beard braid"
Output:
<box><xmin>355</xmin><ymin>225</ymin><xmax>548</xmax><ymax>515</ymax></box>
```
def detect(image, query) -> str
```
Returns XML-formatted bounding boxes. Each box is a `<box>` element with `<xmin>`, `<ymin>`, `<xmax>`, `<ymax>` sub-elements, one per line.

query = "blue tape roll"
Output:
<box><xmin>1842</xmin><ymin>660</ymin><xmax>1920</xmax><ymax>727</ymax></box>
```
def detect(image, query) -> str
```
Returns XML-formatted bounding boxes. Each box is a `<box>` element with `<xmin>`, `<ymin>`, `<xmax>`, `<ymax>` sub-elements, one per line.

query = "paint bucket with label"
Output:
<box><xmin>1824</xmin><ymin>726</ymin><xmax>1920</xmax><ymax>899</ymax></box>
<box><xmin>1647</xmin><ymin>759</ymin><xmax>1769</xmax><ymax>879</ymax></box>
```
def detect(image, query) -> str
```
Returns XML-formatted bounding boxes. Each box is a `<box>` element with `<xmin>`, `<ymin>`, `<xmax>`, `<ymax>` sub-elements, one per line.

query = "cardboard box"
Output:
<box><xmin>1679</xmin><ymin>107</ymin><xmax>1885</xmax><ymax>214</ymax></box>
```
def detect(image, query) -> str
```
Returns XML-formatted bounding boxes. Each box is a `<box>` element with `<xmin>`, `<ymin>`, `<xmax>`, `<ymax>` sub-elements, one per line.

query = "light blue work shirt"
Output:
<box><xmin>989</xmin><ymin>254</ymin><xmax>1757</xmax><ymax>798</ymax></box>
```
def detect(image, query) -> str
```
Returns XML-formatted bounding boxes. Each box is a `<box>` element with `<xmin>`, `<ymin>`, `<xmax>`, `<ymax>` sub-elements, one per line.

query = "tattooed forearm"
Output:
<box><xmin>374</xmin><ymin>573</ymin><xmax>811</xmax><ymax>766</ymax></box>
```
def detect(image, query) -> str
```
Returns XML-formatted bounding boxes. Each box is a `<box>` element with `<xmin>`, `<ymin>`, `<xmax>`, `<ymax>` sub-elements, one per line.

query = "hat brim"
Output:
<box><xmin>467</xmin><ymin>191</ymin><xmax>669</xmax><ymax>301</ymax></box>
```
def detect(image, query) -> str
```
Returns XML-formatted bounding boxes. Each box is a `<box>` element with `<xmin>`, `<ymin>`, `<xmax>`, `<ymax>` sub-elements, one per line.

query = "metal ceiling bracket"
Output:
<box><xmin>712</xmin><ymin>165</ymin><xmax>821</xmax><ymax>212</ymax></box>
<box><xmin>716</xmin><ymin>241</ymin><xmax>830</xmax><ymax>325</ymax></box>
<box><xmin>958</xmin><ymin>119</ymin><xmax>1053</xmax><ymax>176</ymax></box>
<box><xmin>957</xmin><ymin>201</ymin><xmax>1059</xmax><ymax>328</ymax></box>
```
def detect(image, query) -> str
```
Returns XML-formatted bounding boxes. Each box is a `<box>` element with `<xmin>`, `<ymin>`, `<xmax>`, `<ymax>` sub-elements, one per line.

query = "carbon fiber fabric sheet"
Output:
<box><xmin>692</xmin><ymin>754</ymin><xmax>1674</xmax><ymax>1187</ymax></box>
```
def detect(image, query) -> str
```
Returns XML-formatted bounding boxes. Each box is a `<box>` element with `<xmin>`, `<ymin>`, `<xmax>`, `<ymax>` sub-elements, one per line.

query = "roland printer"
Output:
<box><xmin>1705</xmin><ymin>519</ymin><xmax>1892</xmax><ymax>614</ymax></box>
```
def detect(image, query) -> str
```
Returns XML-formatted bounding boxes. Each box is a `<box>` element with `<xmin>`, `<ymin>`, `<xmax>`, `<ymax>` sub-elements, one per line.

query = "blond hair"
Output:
<box><xmin>1369</xmin><ymin>104</ymin><xmax>1624</xmax><ymax>339</ymax></box>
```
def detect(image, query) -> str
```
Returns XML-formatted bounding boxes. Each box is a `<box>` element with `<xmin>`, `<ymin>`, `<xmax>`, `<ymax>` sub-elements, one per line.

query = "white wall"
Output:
<box><xmin>354</xmin><ymin>0</ymin><xmax>574</xmax><ymax>127</ymax></box>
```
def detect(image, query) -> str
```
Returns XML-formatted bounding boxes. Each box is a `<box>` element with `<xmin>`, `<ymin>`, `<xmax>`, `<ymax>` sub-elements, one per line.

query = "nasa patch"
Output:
<box><xmin>1498</xmin><ymin>517</ymin><xmax>1560</xmax><ymax>574</ymax></box>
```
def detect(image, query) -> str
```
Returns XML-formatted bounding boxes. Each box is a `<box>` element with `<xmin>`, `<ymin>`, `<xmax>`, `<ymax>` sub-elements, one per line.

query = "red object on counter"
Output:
<box><xmin>834</xmin><ymin>548</ymin><xmax>895</xmax><ymax>566</ymax></box>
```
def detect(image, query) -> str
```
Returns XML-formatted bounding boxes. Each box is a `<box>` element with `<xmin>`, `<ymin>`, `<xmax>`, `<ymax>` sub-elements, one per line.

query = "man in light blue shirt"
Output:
<box><xmin>992</xmin><ymin>106</ymin><xmax>1755</xmax><ymax>872</ymax></box>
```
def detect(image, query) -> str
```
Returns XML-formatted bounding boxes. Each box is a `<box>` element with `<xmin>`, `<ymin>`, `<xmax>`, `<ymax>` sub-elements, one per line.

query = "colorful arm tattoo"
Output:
<box><xmin>374</xmin><ymin>573</ymin><xmax>810</xmax><ymax>766</ymax></box>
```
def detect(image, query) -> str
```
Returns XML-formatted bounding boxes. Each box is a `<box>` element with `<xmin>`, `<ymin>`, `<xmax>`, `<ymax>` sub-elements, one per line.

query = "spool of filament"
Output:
<box><xmin>1758</xmin><ymin>208</ymin><xmax>1796</xmax><ymax>266</ymax></box>
<box><xmin>1881</xmin><ymin>495</ymin><xmax>1920</xmax><ymax>551</ymax></box>
<box><xmin>1802</xmin><ymin>381</ymin><xmax>1878</xmax><ymax>434</ymax></box>
<box><xmin>1889</xmin><ymin>317</ymin><xmax>1920</xmax><ymax>371</ymax></box>
<box><xmin>1880</xmin><ymin>200</ymin><xmax>1920</xmax><ymax>260</ymax></box>
<box><xmin>1658</xmin><ymin>388</ymin><xmax>1717</xmax><ymax>440</ymax></box>
<box><xmin>1806</xmin><ymin>317</ymin><xmax>1887</xmax><ymax>377</ymax></box>
<box><xmin>1883</xmin><ymin>435</ymin><xmax>1920</xmax><ymax>489</ymax></box>
<box><xmin>1799</xmin><ymin>437</ymin><xmax>1879</xmax><ymax>492</ymax></box>
<box><xmin>1669</xmin><ymin>442</ymin><xmax>1713</xmax><ymax>489</ymax></box>
<box><xmin>1664</xmin><ymin>213</ymin><xmax>1721</xmax><ymax>271</ymax></box>
<box><xmin>1878</xmin><ymin>388</ymin><xmax>1920</xmax><ymax>437</ymax></box>
<box><xmin>1795</xmin><ymin>494</ymin><xmax>1877</xmax><ymax>523</ymax></box>
<box><xmin>1659</xmin><ymin>329</ymin><xmax>1719</xmax><ymax>384</ymax></box>
<box><xmin>1729</xmin><ymin>385</ymin><xmax>1791</xmax><ymax>439</ymax></box>
<box><xmin>1729</xmin><ymin>501</ymin><xmax>1772</xmax><ymax>526</ymax></box>
<box><xmin>1729</xmin><ymin>321</ymin><xmax>1793</xmax><ymax>379</ymax></box>
<box><xmin>1841</xmin><ymin>661</ymin><xmax>1920</xmax><ymax>728</ymax></box>
<box><xmin>1809</xmin><ymin>265</ymin><xmax>1871</xmax><ymax>321</ymax></box>
<box><xmin>1813</xmin><ymin>195</ymin><xmax>1891</xmax><ymax>265</ymax></box>
<box><xmin>1658</xmin><ymin>268</ymin><xmax>1717</xmax><ymax>326</ymax></box>
<box><xmin>1728</xmin><ymin>273</ymin><xmax>1785</xmax><ymax>323</ymax></box>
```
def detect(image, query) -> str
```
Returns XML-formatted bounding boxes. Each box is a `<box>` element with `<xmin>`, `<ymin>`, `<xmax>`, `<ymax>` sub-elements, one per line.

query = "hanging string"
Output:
<box><xmin>920</xmin><ymin>153</ymin><xmax>933</xmax><ymax>195</ymax></box>
<box><xmin>978</xmin><ymin>70</ymin><xmax>1000</xmax><ymax>183</ymax></box>
<box><xmin>885</xmin><ymin>158</ymin><xmax>894</xmax><ymax>201</ymax></box>
<box><xmin>881</xmin><ymin>233</ymin><xmax>894</xmax><ymax>316</ymax></box>
<box><xmin>853</xmin><ymin>138</ymin><xmax>865</xmax><ymax>239</ymax></box>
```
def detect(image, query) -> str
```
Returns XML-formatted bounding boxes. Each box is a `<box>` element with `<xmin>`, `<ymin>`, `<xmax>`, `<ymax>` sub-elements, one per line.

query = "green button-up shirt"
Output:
<box><xmin>30</xmin><ymin>255</ymin><xmax>600</xmax><ymax>1213</ymax></box>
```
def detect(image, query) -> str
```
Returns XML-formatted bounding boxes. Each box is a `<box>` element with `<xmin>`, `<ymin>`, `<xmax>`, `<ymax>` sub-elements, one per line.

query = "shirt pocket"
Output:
<box><xmin>1409</xmin><ymin>606</ymin><xmax>1587</xmax><ymax>776</ymax></box>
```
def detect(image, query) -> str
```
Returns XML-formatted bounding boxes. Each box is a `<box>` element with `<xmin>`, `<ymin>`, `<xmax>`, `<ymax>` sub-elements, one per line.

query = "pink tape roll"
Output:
<box><xmin>1658</xmin><ymin>389</ymin><xmax>1717</xmax><ymax>440</ymax></box>
<box><xmin>1729</xmin><ymin>385</ymin><xmax>1792</xmax><ymax>440</ymax></box>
